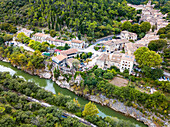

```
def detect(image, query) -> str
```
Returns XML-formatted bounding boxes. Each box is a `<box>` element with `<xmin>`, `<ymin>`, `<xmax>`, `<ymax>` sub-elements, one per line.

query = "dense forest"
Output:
<box><xmin>0</xmin><ymin>0</ymin><xmax>137</xmax><ymax>39</ymax></box>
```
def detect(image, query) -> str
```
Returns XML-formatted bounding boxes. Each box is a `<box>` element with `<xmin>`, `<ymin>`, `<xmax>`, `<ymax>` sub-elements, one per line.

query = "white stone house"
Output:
<box><xmin>45</xmin><ymin>37</ymin><xmax>55</xmax><ymax>45</ymax></box>
<box><xmin>101</xmin><ymin>39</ymin><xmax>129</xmax><ymax>53</ymax></box>
<box><xmin>17</xmin><ymin>28</ymin><xmax>34</xmax><ymax>38</ymax></box>
<box><xmin>52</xmin><ymin>54</ymin><xmax>67</xmax><ymax>66</ymax></box>
<box><xmin>71</xmin><ymin>39</ymin><xmax>85</xmax><ymax>49</ymax></box>
<box><xmin>120</xmin><ymin>31</ymin><xmax>137</xmax><ymax>41</ymax></box>
<box><xmin>120</xmin><ymin>54</ymin><xmax>135</xmax><ymax>74</ymax></box>
<box><xmin>57</xmin><ymin>48</ymin><xmax>79</xmax><ymax>59</ymax></box>
<box><xmin>53</xmin><ymin>40</ymin><xmax>65</xmax><ymax>47</ymax></box>
<box><xmin>96</xmin><ymin>53</ymin><xmax>110</xmax><ymax>69</ymax></box>
<box><xmin>32</xmin><ymin>33</ymin><xmax>50</xmax><ymax>43</ymax></box>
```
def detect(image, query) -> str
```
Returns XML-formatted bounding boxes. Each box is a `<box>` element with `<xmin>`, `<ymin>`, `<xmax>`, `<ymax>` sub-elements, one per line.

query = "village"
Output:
<box><xmin>11</xmin><ymin>0</ymin><xmax>169</xmax><ymax>79</ymax></box>
<box><xmin>0</xmin><ymin>0</ymin><xmax>170</xmax><ymax>127</ymax></box>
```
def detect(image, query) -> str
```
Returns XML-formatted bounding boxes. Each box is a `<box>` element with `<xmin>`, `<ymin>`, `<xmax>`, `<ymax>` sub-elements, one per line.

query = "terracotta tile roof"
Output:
<box><xmin>46</xmin><ymin>37</ymin><xmax>55</xmax><ymax>41</ymax></box>
<box><xmin>102</xmin><ymin>40</ymin><xmax>114</xmax><ymax>46</ymax></box>
<box><xmin>121</xmin><ymin>31</ymin><xmax>137</xmax><ymax>36</ymax></box>
<box><xmin>67</xmin><ymin>58</ymin><xmax>80</xmax><ymax>64</ymax></box>
<box><xmin>54</xmin><ymin>39</ymin><xmax>65</xmax><ymax>43</ymax></box>
<box><xmin>52</xmin><ymin>54</ymin><xmax>67</xmax><ymax>62</ymax></box>
<box><xmin>97</xmin><ymin>53</ymin><xmax>109</xmax><ymax>61</ymax></box>
<box><xmin>113</xmin><ymin>39</ymin><xmax>129</xmax><ymax>44</ymax></box>
<box><xmin>121</xmin><ymin>54</ymin><xmax>135</xmax><ymax>62</ymax></box>
<box><xmin>110</xmin><ymin>54</ymin><xmax>122</xmax><ymax>63</ymax></box>
<box><xmin>65</xmin><ymin>41</ymin><xmax>71</xmax><ymax>45</ymax></box>
<box><xmin>21</xmin><ymin>28</ymin><xmax>34</xmax><ymax>33</ymax></box>
<box><xmin>60</xmin><ymin>48</ymin><xmax>78</xmax><ymax>56</ymax></box>
<box><xmin>72</xmin><ymin>39</ymin><xmax>84</xmax><ymax>44</ymax></box>
<box><xmin>34</xmin><ymin>33</ymin><xmax>49</xmax><ymax>37</ymax></box>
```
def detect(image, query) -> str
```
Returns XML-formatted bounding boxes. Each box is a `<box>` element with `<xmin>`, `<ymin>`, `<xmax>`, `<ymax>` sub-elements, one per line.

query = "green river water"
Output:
<box><xmin>0</xmin><ymin>61</ymin><xmax>146</xmax><ymax>127</ymax></box>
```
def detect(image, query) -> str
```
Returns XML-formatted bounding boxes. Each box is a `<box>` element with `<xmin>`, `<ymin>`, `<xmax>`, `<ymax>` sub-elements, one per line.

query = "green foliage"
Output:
<box><xmin>103</xmin><ymin>72</ymin><xmax>114</xmax><ymax>79</ymax></box>
<box><xmin>148</xmin><ymin>39</ymin><xmax>167</xmax><ymax>51</ymax></box>
<box><xmin>82</xmin><ymin>102</ymin><xmax>99</xmax><ymax>117</ymax></box>
<box><xmin>0</xmin><ymin>23</ymin><xmax>17</xmax><ymax>33</ymax></box>
<box><xmin>126</xmin><ymin>0</ymin><xmax>146</xmax><ymax>5</ymax></box>
<box><xmin>130</xmin><ymin>23</ymin><xmax>141</xmax><ymax>34</ymax></box>
<box><xmin>0</xmin><ymin>89</ymin><xmax>87</xmax><ymax>127</ymax></box>
<box><xmin>122</xmin><ymin>21</ymin><xmax>132</xmax><ymax>31</ymax></box>
<box><xmin>0</xmin><ymin>46</ymin><xmax>45</xmax><ymax>70</ymax></box>
<box><xmin>56</xmin><ymin>43</ymin><xmax>70</xmax><ymax>50</ymax></box>
<box><xmin>0</xmin><ymin>0</ymin><xmax>137</xmax><ymax>39</ymax></box>
<box><xmin>0</xmin><ymin>34</ymin><xmax>13</xmax><ymax>42</ymax></box>
<box><xmin>134</xmin><ymin>47</ymin><xmax>162</xmax><ymax>67</ymax></box>
<box><xmin>141</xmin><ymin>66</ymin><xmax>164</xmax><ymax>80</ymax></box>
<box><xmin>16</xmin><ymin>32</ymin><xmax>28</xmax><ymax>43</ymax></box>
<box><xmin>157</xmin><ymin>24</ymin><xmax>170</xmax><ymax>37</ymax></box>
<box><xmin>159</xmin><ymin>34</ymin><xmax>166</xmax><ymax>39</ymax></box>
<box><xmin>50</xmin><ymin>30</ymin><xmax>56</xmax><ymax>37</ymax></box>
<box><xmin>28</xmin><ymin>40</ymin><xmax>49</xmax><ymax>52</ymax></box>
<box><xmin>140</xmin><ymin>22</ymin><xmax>151</xmax><ymax>33</ymax></box>
<box><xmin>54</xmin><ymin>68</ymin><xmax>60</xmax><ymax>79</ymax></box>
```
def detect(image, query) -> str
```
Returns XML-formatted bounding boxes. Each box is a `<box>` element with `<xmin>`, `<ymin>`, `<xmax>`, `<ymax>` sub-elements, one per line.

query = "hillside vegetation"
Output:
<box><xmin>0</xmin><ymin>0</ymin><xmax>137</xmax><ymax>39</ymax></box>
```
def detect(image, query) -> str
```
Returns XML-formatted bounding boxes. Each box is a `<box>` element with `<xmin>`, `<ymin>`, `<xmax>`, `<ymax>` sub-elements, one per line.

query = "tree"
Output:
<box><xmin>157</xmin><ymin>27</ymin><xmax>166</xmax><ymax>35</ymax></box>
<box><xmin>0</xmin><ymin>37</ymin><xmax>4</xmax><ymax>45</ymax></box>
<box><xmin>54</xmin><ymin>68</ymin><xmax>60</xmax><ymax>79</ymax></box>
<box><xmin>152</xmin><ymin>25</ymin><xmax>156</xmax><ymax>32</ymax></box>
<box><xmin>64</xmin><ymin>43</ymin><xmax>70</xmax><ymax>50</ymax></box>
<box><xmin>24</xmin><ymin>37</ymin><xmax>31</xmax><ymax>44</ymax></box>
<box><xmin>87</xmin><ymin>52</ymin><xmax>93</xmax><ymax>58</ymax></box>
<box><xmin>82</xmin><ymin>102</ymin><xmax>99</xmax><ymax>116</ymax></box>
<box><xmin>50</xmin><ymin>44</ymin><xmax>55</xmax><ymax>49</ymax></box>
<box><xmin>159</xmin><ymin>34</ymin><xmax>166</xmax><ymax>39</ymax></box>
<box><xmin>148</xmin><ymin>39</ymin><xmax>167</xmax><ymax>51</ymax></box>
<box><xmin>134</xmin><ymin>47</ymin><xmax>162</xmax><ymax>67</ymax></box>
<box><xmin>141</xmin><ymin>66</ymin><xmax>163</xmax><ymax>79</ymax></box>
<box><xmin>152</xmin><ymin>68</ymin><xmax>164</xmax><ymax>80</ymax></box>
<box><xmin>50</xmin><ymin>30</ymin><xmax>56</xmax><ymax>37</ymax></box>
<box><xmin>103</xmin><ymin>72</ymin><xmax>114</xmax><ymax>79</ymax></box>
<box><xmin>130</xmin><ymin>23</ymin><xmax>141</xmax><ymax>34</ymax></box>
<box><xmin>140</xmin><ymin>22</ymin><xmax>151</xmax><ymax>33</ymax></box>
<box><xmin>167</xmin><ymin>32</ymin><xmax>170</xmax><ymax>39</ymax></box>
<box><xmin>72</xmin><ymin>60</ymin><xmax>80</xmax><ymax>70</ymax></box>
<box><xmin>122</xmin><ymin>21</ymin><xmax>132</xmax><ymax>31</ymax></box>
<box><xmin>17</xmin><ymin>32</ymin><xmax>27</xmax><ymax>43</ymax></box>
<box><xmin>78</xmin><ymin>31</ymin><xmax>81</xmax><ymax>40</ymax></box>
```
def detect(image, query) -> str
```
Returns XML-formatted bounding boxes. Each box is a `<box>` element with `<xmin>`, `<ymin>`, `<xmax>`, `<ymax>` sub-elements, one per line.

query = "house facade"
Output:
<box><xmin>71</xmin><ymin>39</ymin><xmax>85</xmax><ymax>49</ymax></box>
<box><xmin>17</xmin><ymin>28</ymin><xmax>34</xmax><ymax>38</ymax></box>
<box><xmin>52</xmin><ymin>54</ymin><xmax>67</xmax><ymax>66</ymax></box>
<box><xmin>120</xmin><ymin>31</ymin><xmax>137</xmax><ymax>41</ymax></box>
<box><xmin>32</xmin><ymin>33</ymin><xmax>50</xmax><ymax>43</ymax></box>
<box><xmin>120</xmin><ymin>54</ymin><xmax>135</xmax><ymax>74</ymax></box>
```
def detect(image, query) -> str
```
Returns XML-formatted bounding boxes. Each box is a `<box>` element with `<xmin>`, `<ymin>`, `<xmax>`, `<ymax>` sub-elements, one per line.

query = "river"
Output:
<box><xmin>0</xmin><ymin>61</ymin><xmax>146</xmax><ymax>127</ymax></box>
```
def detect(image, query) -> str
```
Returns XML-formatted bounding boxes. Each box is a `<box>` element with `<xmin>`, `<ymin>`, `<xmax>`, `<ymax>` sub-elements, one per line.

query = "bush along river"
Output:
<box><xmin>0</xmin><ymin>60</ymin><xmax>147</xmax><ymax>127</ymax></box>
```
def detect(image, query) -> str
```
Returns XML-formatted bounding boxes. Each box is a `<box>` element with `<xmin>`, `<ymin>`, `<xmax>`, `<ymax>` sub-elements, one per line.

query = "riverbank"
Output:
<box><xmin>0</xmin><ymin>58</ymin><xmax>168</xmax><ymax>127</ymax></box>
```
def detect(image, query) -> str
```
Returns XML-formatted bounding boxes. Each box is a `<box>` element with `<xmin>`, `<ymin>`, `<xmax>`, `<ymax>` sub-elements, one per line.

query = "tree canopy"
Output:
<box><xmin>82</xmin><ymin>102</ymin><xmax>99</xmax><ymax>117</ymax></box>
<box><xmin>148</xmin><ymin>39</ymin><xmax>167</xmax><ymax>51</ymax></box>
<box><xmin>134</xmin><ymin>47</ymin><xmax>162</xmax><ymax>67</ymax></box>
<box><xmin>0</xmin><ymin>0</ymin><xmax>137</xmax><ymax>39</ymax></box>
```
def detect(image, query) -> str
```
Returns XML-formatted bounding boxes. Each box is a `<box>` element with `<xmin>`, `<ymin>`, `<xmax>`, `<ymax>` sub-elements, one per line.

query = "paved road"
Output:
<box><xmin>12</xmin><ymin>41</ymin><xmax>35</xmax><ymax>52</ymax></box>
<box><xmin>27</xmin><ymin>96</ymin><xmax>97</xmax><ymax>127</ymax></box>
<box><xmin>79</xmin><ymin>35</ymin><xmax>114</xmax><ymax>56</ymax></box>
